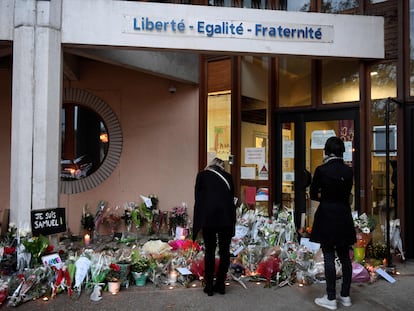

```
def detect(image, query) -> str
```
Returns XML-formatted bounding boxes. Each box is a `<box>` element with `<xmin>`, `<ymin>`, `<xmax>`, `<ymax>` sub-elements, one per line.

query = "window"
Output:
<box><xmin>206</xmin><ymin>59</ymin><xmax>232</xmax><ymax>164</ymax></box>
<box><xmin>278</xmin><ymin>57</ymin><xmax>312</xmax><ymax>107</ymax></box>
<box><xmin>322</xmin><ymin>59</ymin><xmax>360</xmax><ymax>104</ymax></box>
<box><xmin>321</xmin><ymin>0</ymin><xmax>359</xmax><ymax>13</ymax></box>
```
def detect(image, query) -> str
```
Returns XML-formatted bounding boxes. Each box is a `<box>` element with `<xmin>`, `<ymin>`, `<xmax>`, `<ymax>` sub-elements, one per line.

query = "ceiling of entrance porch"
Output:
<box><xmin>63</xmin><ymin>47</ymin><xmax>199</xmax><ymax>85</ymax></box>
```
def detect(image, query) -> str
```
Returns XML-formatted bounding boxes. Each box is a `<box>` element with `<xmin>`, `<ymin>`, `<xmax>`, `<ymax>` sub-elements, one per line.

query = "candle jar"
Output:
<box><xmin>169</xmin><ymin>271</ymin><xmax>178</xmax><ymax>284</ymax></box>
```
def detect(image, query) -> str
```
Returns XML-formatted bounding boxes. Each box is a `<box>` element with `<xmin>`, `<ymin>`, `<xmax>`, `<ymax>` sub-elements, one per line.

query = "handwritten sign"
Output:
<box><xmin>31</xmin><ymin>208</ymin><xmax>66</xmax><ymax>236</ymax></box>
<box><xmin>42</xmin><ymin>253</ymin><xmax>64</xmax><ymax>269</ymax></box>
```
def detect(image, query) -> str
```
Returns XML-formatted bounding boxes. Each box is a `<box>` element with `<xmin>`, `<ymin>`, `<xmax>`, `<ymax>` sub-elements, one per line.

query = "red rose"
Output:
<box><xmin>4</xmin><ymin>247</ymin><xmax>15</xmax><ymax>255</ymax></box>
<box><xmin>109</xmin><ymin>263</ymin><xmax>120</xmax><ymax>271</ymax></box>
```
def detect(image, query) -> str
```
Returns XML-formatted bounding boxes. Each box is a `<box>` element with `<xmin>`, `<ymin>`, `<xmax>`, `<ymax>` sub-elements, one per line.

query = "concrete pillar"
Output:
<box><xmin>10</xmin><ymin>0</ymin><xmax>62</xmax><ymax>234</ymax></box>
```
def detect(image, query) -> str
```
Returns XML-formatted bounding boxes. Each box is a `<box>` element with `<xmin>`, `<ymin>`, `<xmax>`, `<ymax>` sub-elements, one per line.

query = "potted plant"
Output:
<box><xmin>106</xmin><ymin>263</ymin><xmax>121</xmax><ymax>294</ymax></box>
<box><xmin>130</xmin><ymin>251</ymin><xmax>152</xmax><ymax>286</ymax></box>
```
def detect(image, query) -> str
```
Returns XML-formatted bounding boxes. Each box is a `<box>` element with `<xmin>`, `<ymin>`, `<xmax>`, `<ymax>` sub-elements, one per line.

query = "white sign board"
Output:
<box><xmin>62</xmin><ymin>1</ymin><xmax>384</xmax><ymax>59</ymax></box>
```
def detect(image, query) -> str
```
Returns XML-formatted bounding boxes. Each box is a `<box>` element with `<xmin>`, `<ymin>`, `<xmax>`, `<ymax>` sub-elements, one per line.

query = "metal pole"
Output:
<box><xmin>385</xmin><ymin>98</ymin><xmax>392</xmax><ymax>267</ymax></box>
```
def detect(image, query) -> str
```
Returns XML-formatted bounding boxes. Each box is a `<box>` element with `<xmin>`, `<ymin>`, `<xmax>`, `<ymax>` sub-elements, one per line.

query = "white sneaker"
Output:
<box><xmin>314</xmin><ymin>295</ymin><xmax>337</xmax><ymax>310</ymax></box>
<box><xmin>338</xmin><ymin>295</ymin><xmax>352</xmax><ymax>307</ymax></box>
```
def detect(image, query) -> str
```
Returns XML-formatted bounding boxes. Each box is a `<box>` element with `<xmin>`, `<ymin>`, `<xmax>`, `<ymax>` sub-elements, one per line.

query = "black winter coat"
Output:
<box><xmin>309</xmin><ymin>158</ymin><xmax>356</xmax><ymax>247</ymax></box>
<box><xmin>192</xmin><ymin>165</ymin><xmax>236</xmax><ymax>239</ymax></box>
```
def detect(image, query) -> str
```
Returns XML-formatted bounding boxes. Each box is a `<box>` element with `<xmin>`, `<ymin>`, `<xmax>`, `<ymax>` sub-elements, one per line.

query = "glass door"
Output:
<box><xmin>276</xmin><ymin>109</ymin><xmax>359</xmax><ymax>231</ymax></box>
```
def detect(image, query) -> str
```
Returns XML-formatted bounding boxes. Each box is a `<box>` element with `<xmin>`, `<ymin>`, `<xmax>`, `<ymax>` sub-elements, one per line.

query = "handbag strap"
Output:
<box><xmin>206</xmin><ymin>168</ymin><xmax>231</xmax><ymax>191</ymax></box>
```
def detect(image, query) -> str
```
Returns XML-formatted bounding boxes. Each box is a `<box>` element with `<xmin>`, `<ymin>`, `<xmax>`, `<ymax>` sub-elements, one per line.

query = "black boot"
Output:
<box><xmin>203</xmin><ymin>280</ymin><xmax>214</xmax><ymax>296</ymax></box>
<box><xmin>213</xmin><ymin>281</ymin><xmax>225</xmax><ymax>294</ymax></box>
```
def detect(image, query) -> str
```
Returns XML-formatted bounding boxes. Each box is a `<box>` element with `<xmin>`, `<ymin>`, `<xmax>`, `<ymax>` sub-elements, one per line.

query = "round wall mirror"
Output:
<box><xmin>61</xmin><ymin>88</ymin><xmax>122</xmax><ymax>194</ymax></box>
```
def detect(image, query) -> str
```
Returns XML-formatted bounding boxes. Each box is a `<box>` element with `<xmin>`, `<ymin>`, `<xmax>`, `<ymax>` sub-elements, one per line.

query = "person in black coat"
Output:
<box><xmin>192</xmin><ymin>157</ymin><xmax>236</xmax><ymax>296</ymax></box>
<box><xmin>310</xmin><ymin>136</ymin><xmax>356</xmax><ymax>310</ymax></box>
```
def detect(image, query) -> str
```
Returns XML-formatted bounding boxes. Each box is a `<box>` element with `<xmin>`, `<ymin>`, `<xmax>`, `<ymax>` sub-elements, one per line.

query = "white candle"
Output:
<box><xmin>169</xmin><ymin>271</ymin><xmax>178</xmax><ymax>284</ymax></box>
<box><xmin>84</xmin><ymin>234</ymin><xmax>90</xmax><ymax>246</ymax></box>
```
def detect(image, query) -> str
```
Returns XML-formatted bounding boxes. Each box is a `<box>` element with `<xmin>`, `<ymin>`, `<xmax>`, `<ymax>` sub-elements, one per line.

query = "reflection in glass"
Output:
<box><xmin>371</xmin><ymin>61</ymin><xmax>398</xmax><ymax>224</ymax></box>
<box><xmin>241</xmin><ymin>56</ymin><xmax>269</xmax><ymax>175</ymax></box>
<box><xmin>370</xmin><ymin>99</ymin><xmax>397</xmax><ymax>221</ymax></box>
<box><xmin>207</xmin><ymin>59</ymin><xmax>232</xmax><ymax>164</ymax></box>
<box><xmin>371</xmin><ymin>63</ymin><xmax>397</xmax><ymax>100</ymax></box>
<box><xmin>282</xmin><ymin>122</ymin><xmax>295</xmax><ymax>210</ymax></box>
<box><xmin>279</xmin><ymin>0</ymin><xmax>310</xmax><ymax>11</ymax></box>
<box><xmin>321</xmin><ymin>0</ymin><xmax>359</xmax><ymax>13</ymax></box>
<box><xmin>322</xmin><ymin>59</ymin><xmax>359</xmax><ymax>104</ymax></box>
<box><xmin>279</xmin><ymin>57</ymin><xmax>312</xmax><ymax>107</ymax></box>
<box><xmin>61</xmin><ymin>104</ymin><xmax>109</xmax><ymax>180</ymax></box>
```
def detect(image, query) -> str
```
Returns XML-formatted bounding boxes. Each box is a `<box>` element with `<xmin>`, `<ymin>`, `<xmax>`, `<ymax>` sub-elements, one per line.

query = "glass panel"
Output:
<box><xmin>370</xmin><ymin>61</ymin><xmax>397</xmax><ymax>241</ymax></box>
<box><xmin>240</xmin><ymin>56</ymin><xmax>269</xmax><ymax>215</ymax></box>
<box><xmin>278</xmin><ymin>57</ymin><xmax>312</xmax><ymax>107</ymax></box>
<box><xmin>282</xmin><ymin>122</ymin><xmax>295</xmax><ymax>211</ymax></box>
<box><xmin>279</xmin><ymin>0</ymin><xmax>311</xmax><ymax>11</ymax></box>
<box><xmin>410</xmin><ymin>0</ymin><xmax>414</xmax><ymax>96</ymax></box>
<box><xmin>207</xmin><ymin>59</ymin><xmax>232</xmax><ymax>165</ymax></box>
<box><xmin>306</xmin><ymin>120</ymin><xmax>355</xmax><ymax>227</ymax></box>
<box><xmin>370</xmin><ymin>0</ymin><xmax>387</xmax><ymax>3</ymax></box>
<box><xmin>371</xmin><ymin>63</ymin><xmax>397</xmax><ymax>100</ymax></box>
<box><xmin>61</xmin><ymin>104</ymin><xmax>108</xmax><ymax>180</ymax></box>
<box><xmin>322</xmin><ymin>59</ymin><xmax>359</xmax><ymax>104</ymax></box>
<box><xmin>321</xmin><ymin>0</ymin><xmax>359</xmax><ymax>13</ymax></box>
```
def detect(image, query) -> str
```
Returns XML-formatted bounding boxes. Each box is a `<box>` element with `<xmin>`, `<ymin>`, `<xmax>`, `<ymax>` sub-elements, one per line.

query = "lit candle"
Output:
<box><xmin>169</xmin><ymin>271</ymin><xmax>178</xmax><ymax>284</ymax></box>
<box><xmin>84</xmin><ymin>234</ymin><xmax>90</xmax><ymax>246</ymax></box>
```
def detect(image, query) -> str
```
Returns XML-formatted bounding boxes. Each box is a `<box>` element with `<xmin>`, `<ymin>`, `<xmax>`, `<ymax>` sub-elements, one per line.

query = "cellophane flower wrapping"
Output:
<box><xmin>256</xmin><ymin>256</ymin><xmax>281</xmax><ymax>287</ymax></box>
<box><xmin>89</xmin><ymin>252</ymin><xmax>111</xmax><ymax>286</ymax></box>
<box><xmin>189</xmin><ymin>255</ymin><xmax>220</xmax><ymax>280</ymax></box>
<box><xmin>21</xmin><ymin>235</ymin><xmax>50</xmax><ymax>265</ymax></box>
<box><xmin>170</xmin><ymin>204</ymin><xmax>188</xmax><ymax>230</ymax></box>
<box><xmin>74</xmin><ymin>255</ymin><xmax>91</xmax><ymax>288</ymax></box>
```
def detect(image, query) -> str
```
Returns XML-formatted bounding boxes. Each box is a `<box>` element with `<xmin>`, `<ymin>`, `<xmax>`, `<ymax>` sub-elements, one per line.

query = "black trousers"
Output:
<box><xmin>202</xmin><ymin>226</ymin><xmax>233</xmax><ymax>285</ymax></box>
<box><xmin>322</xmin><ymin>245</ymin><xmax>353</xmax><ymax>300</ymax></box>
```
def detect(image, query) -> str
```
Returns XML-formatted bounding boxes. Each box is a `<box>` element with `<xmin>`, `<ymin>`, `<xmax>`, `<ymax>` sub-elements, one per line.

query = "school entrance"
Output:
<box><xmin>275</xmin><ymin>108</ymin><xmax>360</xmax><ymax>230</ymax></box>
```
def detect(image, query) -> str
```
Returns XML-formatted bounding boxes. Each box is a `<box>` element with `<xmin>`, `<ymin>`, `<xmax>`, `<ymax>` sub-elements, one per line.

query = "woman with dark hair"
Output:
<box><xmin>192</xmin><ymin>158</ymin><xmax>236</xmax><ymax>296</ymax></box>
<box><xmin>310</xmin><ymin>136</ymin><xmax>356</xmax><ymax>310</ymax></box>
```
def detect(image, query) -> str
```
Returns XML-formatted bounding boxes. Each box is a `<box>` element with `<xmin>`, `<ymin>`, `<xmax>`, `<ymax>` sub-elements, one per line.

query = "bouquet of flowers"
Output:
<box><xmin>256</xmin><ymin>256</ymin><xmax>282</xmax><ymax>288</ymax></box>
<box><xmin>139</xmin><ymin>194</ymin><xmax>159</xmax><ymax>235</ymax></box>
<box><xmin>21</xmin><ymin>235</ymin><xmax>50</xmax><ymax>266</ymax></box>
<box><xmin>103</xmin><ymin>206</ymin><xmax>122</xmax><ymax>234</ymax></box>
<box><xmin>170</xmin><ymin>203</ymin><xmax>188</xmax><ymax>230</ymax></box>
<box><xmin>354</xmin><ymin>213</ymin><xmax>376</xmax><ymax>248</ymax></box>
<box><xmin>89</xmin><ymin>253</ymin><xmax>111</xmax><ymax>286</ymax></box>
<box><xmin>106</xmin><ymin>263</ymin><xmax>121</xmax><ymax>282</ymax></box>
<box><xmin>94</xmin><ymin>200</ymin><xmax>107</xmax><ymax>232</ymax></box>
<box><xmin>169</xmin><ymin>239</ymin><xmax>201</xmax><ymax>267</ymax></box>
<box><xmin>81</xmin><ymin>204</ymin><xmax>95</xmax><ymax>232</ymax></box>
<box><xmin>123</xmin><ymin>202</ymin><xmax>135</xmax><ymax>232</ymax></box>
<box><xmin>354</xmin><ymin>213</ymin><xmax>376</xmax><ymax>234</ymax></box>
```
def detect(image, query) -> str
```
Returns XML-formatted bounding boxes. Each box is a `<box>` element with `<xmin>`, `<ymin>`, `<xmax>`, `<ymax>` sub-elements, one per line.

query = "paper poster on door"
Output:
<box><xmin>343</xmin><ymin>141</ymin><xmax>353</xmax><ymax>162</ymax></box>
<box><xmin>311</xmin><ymin>130</ymin><xmax>336</xmax><ymax>149</ymax></box>
<box><xmin>245</xmin><ymin>147</ymin><xmax>265</xmax><ymax>165</ymax></box>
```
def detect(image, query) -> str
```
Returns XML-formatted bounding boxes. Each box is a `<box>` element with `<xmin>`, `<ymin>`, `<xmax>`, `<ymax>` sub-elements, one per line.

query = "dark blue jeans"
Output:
<box><xmin>202</xmin><ymin>226</ymin><xmax>233</xmax><ymax>286</ymax></box>
<box><xmin>321</xmin><ymin>245</ymin><xmax>352</xmax><ymax>300</ymax></box>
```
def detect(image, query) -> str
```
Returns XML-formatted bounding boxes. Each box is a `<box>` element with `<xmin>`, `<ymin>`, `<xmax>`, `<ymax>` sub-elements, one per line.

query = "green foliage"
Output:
<box><xmin>130</xmin><ymin>250</ymin><xmax>151</xmax><ymax>273</ymax></box>
<box><xmin>21</xmin><ymin>235</ymin><xmax>49</xmax><ymax>261</ymax></box>
<box><xmin>367</xmin><ymin>243</ymin><xmax>387</xmax><ymax>260</ymax></box>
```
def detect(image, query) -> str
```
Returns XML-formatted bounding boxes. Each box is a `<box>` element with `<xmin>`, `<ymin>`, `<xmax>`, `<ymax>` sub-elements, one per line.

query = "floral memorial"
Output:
<box><xmin>0</xmin><ymin>195</ymin><xmax>404</xmax><ymax>307</ymax></box>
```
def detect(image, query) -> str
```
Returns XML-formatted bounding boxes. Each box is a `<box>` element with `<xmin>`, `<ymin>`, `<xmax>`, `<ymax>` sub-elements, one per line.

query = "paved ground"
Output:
<box><xmin>8</xmin><ymin>259</ymin><xmax>414</xmax><ymax>310</ymax></box>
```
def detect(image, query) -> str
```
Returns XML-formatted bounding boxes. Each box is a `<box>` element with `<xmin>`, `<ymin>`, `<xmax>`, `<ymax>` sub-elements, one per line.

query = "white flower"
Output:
<box><xmin>362</xmin><ymin>227</ymin><xmax>371</xmax><ymax>234</ymax></box>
